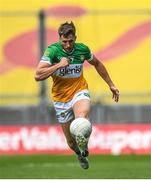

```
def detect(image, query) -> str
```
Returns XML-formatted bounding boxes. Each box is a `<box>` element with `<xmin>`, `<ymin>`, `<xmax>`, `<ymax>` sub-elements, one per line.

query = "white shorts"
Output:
<box><xmin>53</xmin><ymin>89</ymin><xmax>90</xmax><ymax>123</ymax></box>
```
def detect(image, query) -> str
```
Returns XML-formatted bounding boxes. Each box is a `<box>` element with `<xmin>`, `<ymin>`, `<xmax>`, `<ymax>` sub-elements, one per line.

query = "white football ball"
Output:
<box><xmin>70</xmin><ymin>117</ymin><xmax>92</xmax><ymax>138</ymax></box>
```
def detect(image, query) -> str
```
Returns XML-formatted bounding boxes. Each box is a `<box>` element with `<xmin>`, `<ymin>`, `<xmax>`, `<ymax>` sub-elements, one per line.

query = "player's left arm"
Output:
<box><xmin>88</xmin><ymin>55</ymin><xmax>120</xmax><ymax>102</ymax></box>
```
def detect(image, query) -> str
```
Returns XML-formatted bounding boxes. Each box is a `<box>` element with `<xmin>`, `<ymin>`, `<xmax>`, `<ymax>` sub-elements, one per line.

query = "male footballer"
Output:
<box><xmin>35</xmin><ymin>21</ymin><xmax>119</xmax><ymax>169</ymax></box>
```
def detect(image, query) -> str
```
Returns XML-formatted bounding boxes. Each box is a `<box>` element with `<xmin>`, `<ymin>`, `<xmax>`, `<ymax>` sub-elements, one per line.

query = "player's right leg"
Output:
<box><xmin>61</xmin><ymin>121</ymin><xmax>89</xmax><ymax>169</ymax></box>
<box><xmin>75</xmin><ymin>133</ymin><xmax>89</xmax><ymax>156</ymax></box>
<box><xmin>72</xmin><ymin>91</ymin><xmax>91</xmax><ymax>157</ymax></box>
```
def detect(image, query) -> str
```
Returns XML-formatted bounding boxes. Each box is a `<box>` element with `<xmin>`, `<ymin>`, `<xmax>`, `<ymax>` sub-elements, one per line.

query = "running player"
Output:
<box><xmin>35</xmin><ymin>21</ymin><xmax>119</xmax><ymax>169</ymax></box>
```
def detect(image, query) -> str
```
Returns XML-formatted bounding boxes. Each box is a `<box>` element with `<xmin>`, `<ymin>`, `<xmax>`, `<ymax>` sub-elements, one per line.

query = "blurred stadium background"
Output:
<box><xmin>0</xmin><ymin>0</ymin><xmax>151</xmax><ymax>156</ymax></box>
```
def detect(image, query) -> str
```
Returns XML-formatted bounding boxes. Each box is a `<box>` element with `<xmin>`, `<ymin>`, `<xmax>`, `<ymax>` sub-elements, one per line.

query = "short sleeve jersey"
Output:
<box><xmin>41</xmin><ymin>42</ymin><xmax>93</xmax><ymax>102</ymax></box>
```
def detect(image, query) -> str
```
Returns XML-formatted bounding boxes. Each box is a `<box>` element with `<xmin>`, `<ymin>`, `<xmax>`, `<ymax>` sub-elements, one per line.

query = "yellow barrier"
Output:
<box><xmin>0</xmin><ymin>0</ymin><xmax>151</xmax><ymax>104</ymax></box>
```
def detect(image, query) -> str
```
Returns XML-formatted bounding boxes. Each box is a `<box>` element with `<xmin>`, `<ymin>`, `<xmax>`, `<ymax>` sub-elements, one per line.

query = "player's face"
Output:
<box><xmin>60</xmin><ymin>34</ymin><xmax>76</xmax><ymax>52</ymax></box>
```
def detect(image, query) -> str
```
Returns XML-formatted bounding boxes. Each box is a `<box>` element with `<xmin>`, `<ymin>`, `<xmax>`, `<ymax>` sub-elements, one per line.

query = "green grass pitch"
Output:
<box><xmin>1</xmin><ymin>154</ymin><xmax>151</xmax><ymax>179</ymax></box>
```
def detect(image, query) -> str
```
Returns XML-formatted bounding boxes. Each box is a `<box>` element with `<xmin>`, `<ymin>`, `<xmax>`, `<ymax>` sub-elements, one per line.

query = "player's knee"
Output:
<box><xmin>75</xmin><ymin>111</ymin><xmax>89</xmax><ymax>119</ymax></box>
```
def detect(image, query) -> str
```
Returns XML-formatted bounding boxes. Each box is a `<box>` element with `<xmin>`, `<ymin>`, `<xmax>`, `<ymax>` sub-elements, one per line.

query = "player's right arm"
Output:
<box><xmin>35</xmin><ymin>57</ymin><xmax>69</xmax><ymax>81</ymax></box>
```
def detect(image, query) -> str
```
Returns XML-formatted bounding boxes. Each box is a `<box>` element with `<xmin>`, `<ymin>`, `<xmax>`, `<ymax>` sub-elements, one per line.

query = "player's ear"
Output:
<box><xmin>75</xmin><ymin>35</ymin><xmax>77</xmax><ymax>41</ymax></box>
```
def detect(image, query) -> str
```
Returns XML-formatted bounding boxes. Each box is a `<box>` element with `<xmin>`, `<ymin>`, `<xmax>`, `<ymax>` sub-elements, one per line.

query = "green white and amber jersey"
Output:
<box><xmin>41</xmin><ymin>42</ymin><xmax>93</xmax><ymax>102</ymax></box>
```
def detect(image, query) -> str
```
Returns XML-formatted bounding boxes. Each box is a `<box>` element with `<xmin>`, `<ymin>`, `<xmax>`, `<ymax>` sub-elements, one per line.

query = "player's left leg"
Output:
<box><xmin>61</xmin><ymin>120</ymin><xmax>81</xmax><ymax>155</ymax></box>
<box><xmin>53</xmin><ymin>101</ymin><xmax>81</xmax><ymax>155</ymax></box>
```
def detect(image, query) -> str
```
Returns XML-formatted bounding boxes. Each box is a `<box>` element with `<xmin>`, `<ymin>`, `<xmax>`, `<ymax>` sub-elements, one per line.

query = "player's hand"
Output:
<box><xmin>110</xmin><ymin>85</ymin><xmax>120</xmax><ymax>102</ymax></box>
<box><xmin>59</xmin><ymin>57</ymin><xmax>70</xmax><ymax>68</ymax></box>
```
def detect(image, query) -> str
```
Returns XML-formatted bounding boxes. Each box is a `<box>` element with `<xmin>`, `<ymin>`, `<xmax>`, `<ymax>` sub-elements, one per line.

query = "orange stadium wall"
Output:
<box><xmin>0</xmin><ymin>0</ymin><xmax>151</xmax><ymax>105</ymax></box>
